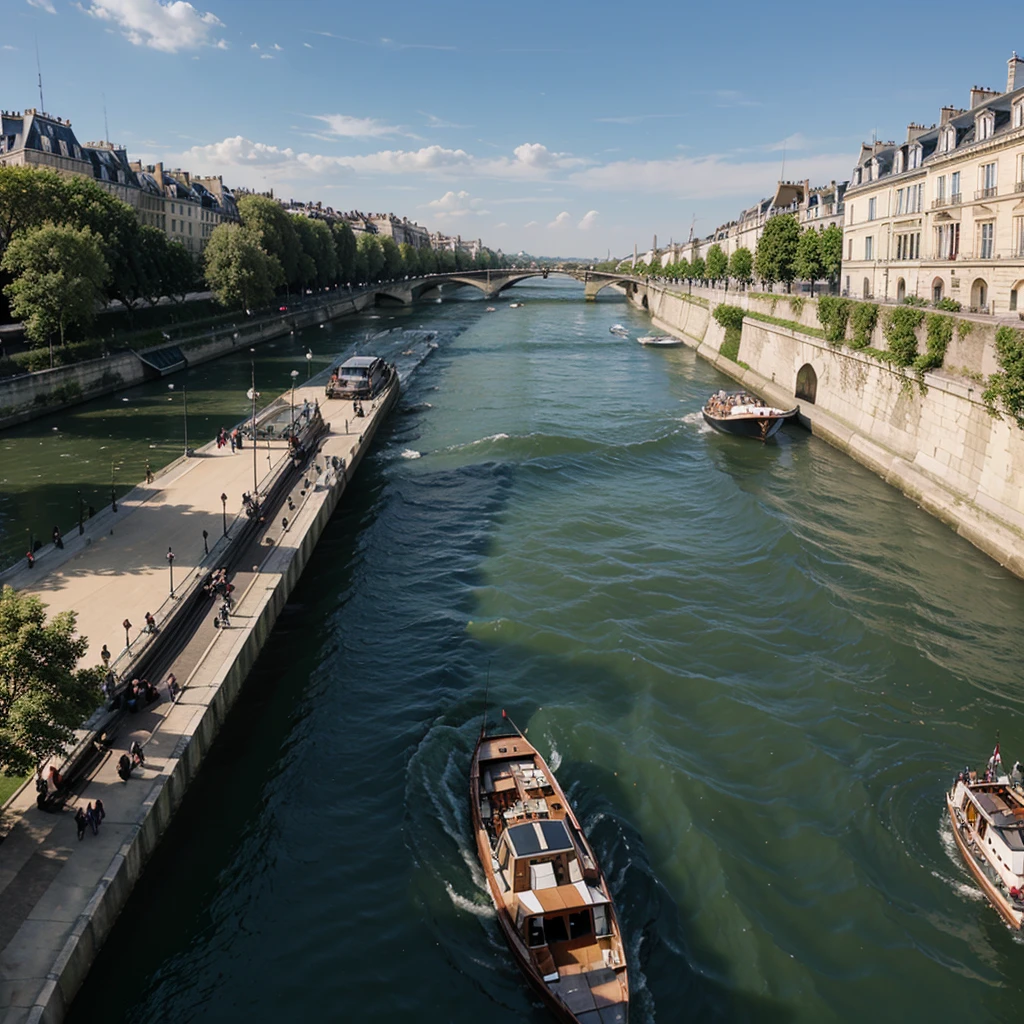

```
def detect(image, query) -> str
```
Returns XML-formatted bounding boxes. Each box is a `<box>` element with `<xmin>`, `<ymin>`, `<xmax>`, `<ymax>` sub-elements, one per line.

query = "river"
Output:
<box><xmin>36</xmin><ymin>277</ymin><xmax>1024</xmax><ymax>1022</ymax></box>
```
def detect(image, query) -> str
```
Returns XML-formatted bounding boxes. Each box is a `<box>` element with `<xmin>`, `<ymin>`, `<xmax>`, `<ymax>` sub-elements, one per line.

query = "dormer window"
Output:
<box><xmin>977</xmin><ymin>111</ymin><xmax>995</xmax><ymax>141</ymax></box>
<box><xmin>909</xmin><ymin>145</ymin><xmax>922</xmax><ymax>169</ymax></box>
<box><xmin>894</xmin><ymin>150</ymin><xmax>905</xmax><ymax>174</ymax></box>
<box><xmin>940</xmin><ymin>125</ymin><xmax>955</xmax><ymax>153</ymax></box>
<box><xmin>1015</xmin><ymin>102</ymin><xmax>1024</xmax><ymax>129</ymax></box>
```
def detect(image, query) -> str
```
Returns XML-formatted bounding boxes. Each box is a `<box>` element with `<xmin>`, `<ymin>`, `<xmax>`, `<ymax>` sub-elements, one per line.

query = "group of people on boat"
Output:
<box><xmin>704</xmin><ymin>390</ymin><xmax>760</xmax><ymax>417</ymax></box>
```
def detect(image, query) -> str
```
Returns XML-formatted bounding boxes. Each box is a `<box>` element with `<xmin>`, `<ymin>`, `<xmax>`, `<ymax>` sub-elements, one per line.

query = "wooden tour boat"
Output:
<box><xmin>325</xmin><ymin>355</ymin><xmax>395</xmax><ymax>400</ymax></box>
<box><xmin>470</xmin><ymin>714</ymin><xmax>629</xmax><ymax>1023</ymax></box>
<box><xmin>701</xmin><ymin>389</ymin><xmax>798</xmax><ymax>441</ymax></box>
<box><xmin>637</xmin><ymin>335</ymin><xmax>682</xmax><ymax>348</ymax></box>
<box><xmin>946</xmin><ymin>745</ymin><xmax>1024</xmax><ymax>929</ymax></box>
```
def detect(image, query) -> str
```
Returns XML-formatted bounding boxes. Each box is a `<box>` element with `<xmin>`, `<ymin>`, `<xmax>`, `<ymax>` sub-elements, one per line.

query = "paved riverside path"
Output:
<box><xmin>0</xmin><ymin>379</ymin><xmax>393</xmax><ymax>1024</ymax></box>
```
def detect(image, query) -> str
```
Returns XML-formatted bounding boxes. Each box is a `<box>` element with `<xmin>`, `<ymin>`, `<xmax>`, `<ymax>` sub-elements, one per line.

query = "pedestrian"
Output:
<box><xmin>144</xmin><ymin>611</ymin><xmax>157</xmax><ymax>634</ymax></box>
<box><xmin>102</xmin><ymin>673</ymin><xmax>116</xmax><ymax>705</ymax></box>
<box><xmin>26</xmin><ymin>550</ymin><xmax>34</xmax><ymax>569</ymax></box>
<box><xmin>94</xmin><ymin>798</ymin><xmax>105</xmax><ymax>826</ymax></box>
<box><xmin>130</xmin><ymin>739</ymin><xmax>145</xmax><ymax>767</ymax></box>
<box><xmin>86</xmin><ymin>802</ymin><xmax>98</xmax><ymax>835</ymax></box>
<box><xmin>100</xmin><ymin>644</ymin><xmax>111</xmax><ymax>669</ymax></box>
<box><xmin>74</xmin><ymin>808</ymin><xmax>87</xmax><ymax>841</ymax></box>
<box><xmin>48</xmin><ymin>764</ymin><xmax>63</xmax><ymax>793</ymax></box>
<box><xmin>302</xmin><ymin>398</ymin><xmax>311</xmax><ymax>422</ymax></box>
<box><xmin>145</xmin><ymin>460</ymin><xmax>154</xmax><ymax>484</ymax></box>
<box><xmin>230</xmin><ymin>428</ymin><xmax>238</xmax><ymax>453</ymax></box>
<box><xmin>117</xmin><ymin>753</ymin><xmax>132</xmax><ymax>782</ymax></box>
<box><xmin>166</xmin><ymin>672</ymin><xmax>180</xmax><ymax>703</ymax></box>
<box><xmin>52</xmin><ymin>525</ymin><xmax>63</xmax><ymax>549</ymax></box>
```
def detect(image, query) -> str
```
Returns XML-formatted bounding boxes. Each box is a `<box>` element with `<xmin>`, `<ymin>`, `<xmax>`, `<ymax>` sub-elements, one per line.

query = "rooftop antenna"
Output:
<box><xmin>103</xmin><ymin>93</ymin><xmax>109</xmax><ymax>144</ymax></box>
<box><xmin>34</xmin><ymin>37</ymin><xmax>44</xmax><ymax>112</ymax></box>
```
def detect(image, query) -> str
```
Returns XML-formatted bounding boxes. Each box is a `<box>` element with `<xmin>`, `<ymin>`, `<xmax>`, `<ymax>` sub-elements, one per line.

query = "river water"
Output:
<box><xmin>46</xmin><ymin>278</ymin><xmax>1024</xmax><ymax>1022</ymax></box>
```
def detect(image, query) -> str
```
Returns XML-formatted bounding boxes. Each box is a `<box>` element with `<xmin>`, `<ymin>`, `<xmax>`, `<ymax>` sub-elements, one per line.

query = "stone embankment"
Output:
<box><xmin>0</xmin><ymin>372</ymin><xmax>400</xmax><ymax>1023</ymax></box>
<box><xmin>630</xmin><ymin>282</ymin><xmax>1024</xmax><ymax>579</ymax></box>
<box><xmin>0</xmin><ymin>290</ymin><xmax>376</xmax><ymax>430</ymax></box>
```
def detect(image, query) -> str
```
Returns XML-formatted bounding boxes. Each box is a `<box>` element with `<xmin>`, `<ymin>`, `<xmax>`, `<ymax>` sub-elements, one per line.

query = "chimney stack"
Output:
<box><xmin>1009</xmin><ymin>51</ymin><xmax>1024</xmax><ymax>93</ymax></box>
<box><xmin>940</xmin><ymin>105</ymin><xmax>964</xmax><ymax>125</ymax></box>
<box><xmin>969</xmin><ymin>85</ymin><xmax>999</xmax><ymax>109</ymax></box>
<box><xmin>906</xmin><ymin>123</ymin><xmax>928</xmax><ymax>143</ymax></box>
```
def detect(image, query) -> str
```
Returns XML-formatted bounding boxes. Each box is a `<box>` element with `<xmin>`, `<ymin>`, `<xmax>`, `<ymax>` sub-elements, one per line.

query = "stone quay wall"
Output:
<box><xmin>630</xmin><ymin>282</ymin><xmax>1024</xmax><ymax>579</ymax></box>
<box><xmin>0</xmin><ymin>290</ymin><xmax>375</xmax><ymax>431</ymax></box>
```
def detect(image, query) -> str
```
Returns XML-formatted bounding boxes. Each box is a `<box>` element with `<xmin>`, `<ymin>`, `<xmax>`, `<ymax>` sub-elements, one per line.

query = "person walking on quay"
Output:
<box><xmin>74</xmin><ymin>807</ymin><xmax>87</xmax><ymax>841</ymax></box>
<box><xmin>52</xmin><ymin>526</ymin><xmax>63</xmax><ymax>550</ymax></box>
<box><xmin>230</xmin><ymin>428</ymin><xmax>239</xmax><ymax>453</ymax></box>
<box><xmin>117</xmin><ymin>753</ymin><xmax>132</xmax><ymax>782</ymax></box>
<box><xmin>100</xmin><ymin>644</ymin><xmax>111</xmax><ymax>670</ymax></box>
<box><xmin>94</xmin><ymin>798</ymin><xmax>105</xmax><ymax>827</ymax></box>
<box><xmin>86</xmin><ymin>802</ymin><xmax>99</xmax><ymax>835</ymax></box>
<box><xmin>145</xmin><ymin>611</ymin><xmax>157</xmax><ymax>634</ymax></box>
<box><xmin>130</xmin><ymin>739</ymin><xmax>146</xmax><ymax>768</ymax></box>
<box><xmin>145</xmin><ymin>460</ymin><xmax>154</xmax><ymax>484</ymax></box>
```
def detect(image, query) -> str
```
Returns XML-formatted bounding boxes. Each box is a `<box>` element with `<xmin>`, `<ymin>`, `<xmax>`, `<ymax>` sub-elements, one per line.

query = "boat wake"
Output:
<box><xmin>400</xmin><ymin>449</ymin><xmax>422</xmax><ymax>460</ymax></box>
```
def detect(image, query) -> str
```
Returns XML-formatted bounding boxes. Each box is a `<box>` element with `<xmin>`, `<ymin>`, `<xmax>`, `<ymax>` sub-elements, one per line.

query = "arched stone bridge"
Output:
<box><xmin>374</xmin><ymin>268</ymin><xmax>636</xmax><ymax>304</ymax></box>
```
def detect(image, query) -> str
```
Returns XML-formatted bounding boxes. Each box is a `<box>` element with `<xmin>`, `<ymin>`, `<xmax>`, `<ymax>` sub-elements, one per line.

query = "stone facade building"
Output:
<box><xmin>842</xmin><ymin>53</ymin><xmax>1024</xmax><ymax>313</ymax></box>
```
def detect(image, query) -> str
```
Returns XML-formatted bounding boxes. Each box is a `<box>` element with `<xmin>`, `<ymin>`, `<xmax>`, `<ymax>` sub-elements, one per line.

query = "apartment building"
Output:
<box><xmin>842</xmin><ymin>53</ymin><xmax>1024</xmax><ymax>313</ymax></box>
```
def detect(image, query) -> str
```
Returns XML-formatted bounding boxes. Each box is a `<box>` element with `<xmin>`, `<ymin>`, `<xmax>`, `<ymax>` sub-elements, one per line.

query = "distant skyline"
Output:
<box><xmin>5</xmin><ymin>0</ymin><xmax>1023</xmax><ymax>256</ymax></box>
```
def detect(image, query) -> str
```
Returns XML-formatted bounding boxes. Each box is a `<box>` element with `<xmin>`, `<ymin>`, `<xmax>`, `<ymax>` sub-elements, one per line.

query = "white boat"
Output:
<box><xmin>947</xmin><ymin>747</ymin><xmax>1024</xmax><ymax>929</ymax></box>
<box><xmin>609</xmin><ymin>324</ymin><xmax>629</xmax><ymax>337</ymax></box>
<box><xmin>509</xmin><ymin>302</ymin><xmax>524</xmax><ymax>308</ymax></box>
<box><xmin>486</xmin><ymin>306</ymin><xmax>497</xmax><ymax>312</ymax></box>
<box><xmin>637</xmin><ymin>335</ymin><xmax>682</xmax><ymax>347</ymax></box>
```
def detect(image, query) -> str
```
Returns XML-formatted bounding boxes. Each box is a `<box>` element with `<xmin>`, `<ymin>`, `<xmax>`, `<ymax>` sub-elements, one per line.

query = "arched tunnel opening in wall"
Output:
<box><xmin>795</xmin><ymin>363</ymin><xmax>817</xmax><ymax>404</ymax></box>
<box><xmin>641</xmin><ymin>294</ymin><xmax>649</xmax><ymax>310</ymax></box>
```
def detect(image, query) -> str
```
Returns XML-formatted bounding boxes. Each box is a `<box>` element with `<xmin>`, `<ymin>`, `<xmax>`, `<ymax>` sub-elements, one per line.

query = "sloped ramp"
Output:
<box><xmin>138</xmin><ymin>345</ymin><xmax>187</xmax><ymax>377</ymax></box>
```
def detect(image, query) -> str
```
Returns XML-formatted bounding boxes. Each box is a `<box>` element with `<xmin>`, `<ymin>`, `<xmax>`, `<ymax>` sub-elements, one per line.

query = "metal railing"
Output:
<box><xmin>975</xmin><ymin>186</ymin><xmax>998</xmax><ymax>200</ymax></box>
<box><xmin>951</xmin><ymin>193</ymin><xmax>963</xmax><ymax>205</ymax></box>
<box><xmin>932</xmin><ymin>197</ymin><xmax>950</xmax><ymax>209</ymax></box>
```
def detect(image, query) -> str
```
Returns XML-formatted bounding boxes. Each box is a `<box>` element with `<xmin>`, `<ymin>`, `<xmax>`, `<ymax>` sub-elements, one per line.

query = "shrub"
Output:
<box><xmin>788</xmin><ymin>296</ymin><xmax>805</xmax><ymax>316</ymax></box>
<box><xmin>848</xmin><ymin>302</ymin><xmax>878</xmax><ymax>350</ymax></box>
<box><xmin>883</xmin><ymin>307</ymin><xmax>924</xmax><ymax>366</ymax></box>
<box><xmin>816</xmin><ymin>295</ymin><xmax>851</xmax><ymax>344</ymax></box>
<box><xmin>983</xmin><ymin>325</ymin><xmax>1024</xmax><ymax>427</ymax></box>
<box><xmin>902</xmin><ymin>294</ymin><xmax>927</xmax><ymax>306</ymax></box>
<box><xmin>935</xmin><ymin>297</ymin><xmax>962</xmax><ymax>312</ymax></box>
<box><xmin>914</xmin><ymin>314</ymin><xmax>954</xmax><ymax>372</ymax></box>
<box><xmin>957</xmin><ymin>318</ymin><xmax>974</xmax><ymax>339</ymax></box>
<box><xmin>713</xmin><ymin>304</ymin><xmax>745</xmax><ymax>362</ymax></box>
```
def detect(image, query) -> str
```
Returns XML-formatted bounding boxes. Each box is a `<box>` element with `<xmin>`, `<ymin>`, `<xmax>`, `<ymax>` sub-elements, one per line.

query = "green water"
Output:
<box><xmin>48</xmin><ymin>278</ymin><xmax>1024</xmax><ymax>1022</ymax></box>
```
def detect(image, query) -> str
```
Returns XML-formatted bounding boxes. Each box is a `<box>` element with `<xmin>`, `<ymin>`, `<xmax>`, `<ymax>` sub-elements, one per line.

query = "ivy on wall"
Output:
<box><xmin>883</xmin><ymin>307</ymin><xmax>924</xmax><ymax>366</ymax></box>
<box><xmin>816</xmin><ymin>296</ymin><xmax>851</xmax><ymax>344</ymax></box>
<box><xmin>983</xmin><ymin>325</ymin><xmax>1024</xmax><ymax>427</ymax></box>
<box><xmin>712</xmin><ymin>303</ymin><xmax>744</xmax><ymax>362</ymax></box>
<box><xmin>848</xmin><ymin>303</ymin><xmax>878</xmax><ymax>350</ymax></box>
<box><xmin>914</xmin><ymin>314</ymin><xmax>954</xmax><ymax>372</ymax></box>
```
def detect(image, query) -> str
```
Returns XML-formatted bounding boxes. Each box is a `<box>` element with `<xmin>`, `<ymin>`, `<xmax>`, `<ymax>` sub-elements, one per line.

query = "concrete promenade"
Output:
<box><xmin>0</xmin><ymin>374</ymin><xmax>399</xmax><ymax>1023</ymax></box>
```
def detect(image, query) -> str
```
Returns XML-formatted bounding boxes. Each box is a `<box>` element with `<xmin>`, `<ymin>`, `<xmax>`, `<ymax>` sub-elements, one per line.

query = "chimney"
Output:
<box><xmin>970</xmin><ymin>86</ymin><xmax>999</xmax><ymax>108</ymax></box>
<box><xmin>940</xmin><ymin>105</ymin><xmax>963</xmax><ymax>125</ymax></box>
<box><xmin>152</xmin><ymin>162</ymin><xmax>164</xmax><ymax>189</ymax></box>
<box><xmin>1009</xmin><ymin>51</ymin><xmax>1024</xmax><ymax>93</ymax></box>
<box><xmin>906</xmin><ymin>123</ymin><xmax>928</xmax><ymax>143</ymax></box>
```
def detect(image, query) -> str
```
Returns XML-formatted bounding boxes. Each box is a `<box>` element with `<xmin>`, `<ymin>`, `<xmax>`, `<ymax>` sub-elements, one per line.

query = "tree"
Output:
<box><xmin>2</xmin><ymin>223</ymin><xmax>109</xmax><ymax>362</ymax></box>
<box><xmin>794</xmin><ymin>227</ymin><xmax>824</xmax><ymax>296</ymax></box>
<box><xmin>727</xmin><ymin>247</ymin><xmax>753</xmax><ymax>290</ymax></box>
<box><xmin>399</xmin><ymin>242</ymin><xmax>419</xmax><ymax>276</ymax></box>
<box><xmin>675</xmin><ymin>258</ymin><xmax>690</xmax><ymax>282</ymax></box>
<box><xmin>754</xmin><ymin>213</ymin><xmax>800</xmax><ymax>291</ymax></box>
<box><xmin>290</xmin><ymin>216</ymin><xmax>319</xmax><ymax>292</ymax></box>
<box><xmin>418</xmin><ymin>246</ymin><xmax>438</xmax><ymax>275</ymax></box>
<box><xmin>0</xmin><ymin>166</ymin><xmax>66</xmax><ymax>258</ymax></box>
<box><xmin>204</xmin><ymin>223</ymin><xmax>283</xmax><ymax>310</ymax></box>
<box><xmin>819</xmin><ymin>224</ymin><xmax>843</xmax><ymax>293</ymax></box>
<box><xmin>705</xmin><ymin>244</ymin><xmax>728</xmax><ymax>284</ymax></box>
<box><xmin>357</xmin><ymin>234</ymin><xmax>385</xmax><ymax>281</ymax></box>
<box><xmin>690</xmin><ymin>255</ymin><xmax>705</xmax><ymax>282</ymax></box>
<box><xmin>0</xmin><ymin>586</ymin><xmax>104</xmax><ymax>778</ymax></box>
<box><xmin>236</xmin><ymin>194</ymin><xmax>301</xmax><ymax>290</ymax></box>
<box><xmin>332</xmin><ymin>221</ymin><xmax>358</xmax><ymax>285</ymax></box>
<box><xmin>164</xmin><ymin>241</ymin><xmax>198</xmax><ymax>303</ymax></box>
<box><xmin>379</xmin><ymin>236</ymin><xmax>403</xmax><ymax>280</ymax></box>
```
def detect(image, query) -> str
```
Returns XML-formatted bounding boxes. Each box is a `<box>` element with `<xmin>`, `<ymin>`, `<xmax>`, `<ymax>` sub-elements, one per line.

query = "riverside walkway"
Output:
<box><xmin>0</xmin><ymin>373</ymin><xmax>399</xmax><ymax>1024</ymax></box>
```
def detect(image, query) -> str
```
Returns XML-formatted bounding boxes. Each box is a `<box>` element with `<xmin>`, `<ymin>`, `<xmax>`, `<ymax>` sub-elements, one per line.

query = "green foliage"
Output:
<box><xmin>675</xmin><ymin>258</ymin><xmax>690</xmax><ymax>281</ymax></box>
<box><xmin>705</xmin><ymin>244</ymin><xmax>727</xmax><ymax>283</ymax></box>
<box><xmin>379</xmin><ymin>236</ymin><xmax>404</xmax><ymax>280</ymax></box>
<box><xmin>882</xmin><ymin>306</ymin><xmax>924</xmax><ymax>366</ymax></box>
<box><xmin>236</xmin><ymin>194</ymin><xmax>301</xmax><ymax>287</ymax></box>
<box><xmin>983</xmin><ymin>326</ymin><xmax>1024</xmax><ymax>427</ymax></box>
<box><xmin>727</xmin><ymin>247</ymin><xmax>753</xmax><ymax>286</ymax></box>
<box><xmin>793</xmin><ymin>227</ymin><xmax>824</xmax><ymax>290</ymax></box>
<box><xmin>914</xmin><ymin>313</ymin><xmax>954</xmax><ymax>371</ymax></box>
<box><xmin>848</xmin><ymin>302</ymin><xmax>879</xmax><ymax>350</ymax></box>
<box><xmin>788</xmin><ymin>297</ymin><xmax>805</xmax><ymax>316</ymax></box>
<box><xmin>203</xmin><ymin>223</ymin><xmax>283</xmax><ymax>310</ymax></box>
<box><xmin>754</xmin><ymin>214</ymin><xmax>800</xmax><ymax>287</ymax></box>
<box><xmin>0</xmin><ymin>585</ymin><xmax>104</xmax><ymax>776</ymax></box>
<box><xmin>743</xmin><ymin>310</ymin><xmax>826</xmax><ymax>340</ymax></box>
<box><xmin>719</xmin><ymin>330</ymin><xmax>741</xmax><ymax>362</ymax></box>
<box><xmin>357</xmin><ymin>234</ymin><xmax>385</xmax><ymax>282</ymax></box>
<box><xmin>712</xmin><ymin>303</ymin><xmax>745</xmax><ymax>331</ymax></box>
<box><xmin>818</xmin><ymin>224</ymin><xmax>843</xmax><ymax>284</ymax></box>
<box><xmin>332</xmin><ymin>221</ymin><xmax>358</xmax><ymax>283</ymax></box>
<box><xmin>1</xmin><ymin>223</ymin><xmax>110</xmax><ymax>351</ymax></box>
<box><xmin>689</xmin><ymin>256</ymin><xmax>705</xmax><ymax>281</ymax></box>
<box><xmin>935</xmin><ymin>297</ymin><xmax>962</xmax><ymax>312</ymax></box>
<box><xmin>902</xmin><ymin>294</ymin><xmax>927</xmax><ymax>306</ymax></box>
<box><xmin>816</xmin><ymin>295</ymin><xmax>852</xmax><ymax>344</ymax></box>
<box><xmin>957</xmin><ymin>318</ymin><xmax>974</xmax><ymax>339</ymax></box>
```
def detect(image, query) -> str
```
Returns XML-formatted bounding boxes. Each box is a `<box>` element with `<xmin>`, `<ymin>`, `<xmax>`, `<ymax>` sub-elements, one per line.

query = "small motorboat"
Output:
<box><xmin>486</xmin><ymin>306</ymin><xmax>497</xmax><ymax>312</ymax></box>
<box><xmin>609</xmin><ymin>324</ymin><xmax>629</xmax><ymax>338</ymax></box>
<box><xmin>637</xmin><ymin>335</ymin><xmax>682</xmax><ymax>347</ymax></box>
<box><xmin>509</xmin><ymin>302</ymin><xmax>524</xmax><ymax>308</ymax></box>
<box><xmin>947</xmin><ymin>746</ymin><xmax>1024</xmax><ymax>929</ymax></box>
<box><xmin>701</xmin><ymin>390</ymin><xmax>797</xmax><ymax>441</ymax></box>
<box><xmin>471</xmin><ymin>713</ymin><xmax>628</xmax><ymax>1023</ymax></box>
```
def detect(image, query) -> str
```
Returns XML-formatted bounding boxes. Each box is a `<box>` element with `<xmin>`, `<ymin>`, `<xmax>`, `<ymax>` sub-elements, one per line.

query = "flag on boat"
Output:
<box><xmin>990</xmin><ymin>742</ymin><xmax>1002</xmax><ymax>769</ymax></box>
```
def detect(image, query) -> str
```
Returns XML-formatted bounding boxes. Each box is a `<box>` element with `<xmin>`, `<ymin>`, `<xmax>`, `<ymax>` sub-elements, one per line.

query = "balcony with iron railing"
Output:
<box><xmin>951</xmin><ymin>193</ymin><xmax>963</xmax><ymax>205</ymax></box>
<box><xmin>932</xmin><ymin>197</ymin><xmax>950</xmax><ymax>209</ymax></box>
<box><xmin>975</xmin><ymin>186</ymin><xmax>998</xmax><ymax>200</ymax></box>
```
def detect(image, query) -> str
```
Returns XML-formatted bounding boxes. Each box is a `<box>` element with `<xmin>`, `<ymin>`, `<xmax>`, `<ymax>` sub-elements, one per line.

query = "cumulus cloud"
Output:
<box><xmin>425</xmin><ymin>190</ymin><xmax>489</xmax><ymax>218</ymax></box>
<box><xmin>260</xmin><ymin>52</ymin><xmax>273</xmax><ymax>59</ymax></box>
<box><xmin>272</xmin><ymin>42</ymin><xmax>282</xmax><ymax>50</ymax></box>
<box><xmin>523</xmin><ymin>221</ymin><xmax>539</xmax><ymax>228</ymax></box>
<box><xmin>79</xmin><ymin>0</ymin><xmax>226</xmax><ymax>52</ymax></box>
<box><xmin>250</xmin><ymin>41</ymin><xmax>258</xmax><ymax>49</ymax></box>
<box><xmin>578</xmin><ymin>210</ymin><xmax>599</xmax><ymax>230</ymax></box>
<box><xmin>547</xmin><ymin>211</ymin><xmax>571</xmax><ymax>228</ymax></box>
<box><xmin>27</xmin><ymin>0</ymin><xmax>56</xmax><ymax>13</ymax></box>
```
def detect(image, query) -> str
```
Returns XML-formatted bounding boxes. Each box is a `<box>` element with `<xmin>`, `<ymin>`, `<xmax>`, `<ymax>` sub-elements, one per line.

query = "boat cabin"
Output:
<box><xmin>954</xmin><ymin>781</ymin><xmax>1024</xmax><ymax>879</ymax></box>
<box><xmin>326</xmin><ymin>355</ymin><xmax>389</xmax><ymax>399</ymax></box>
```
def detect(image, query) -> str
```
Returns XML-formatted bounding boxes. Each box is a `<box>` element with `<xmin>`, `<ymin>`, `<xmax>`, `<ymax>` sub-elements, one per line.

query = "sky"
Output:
<box><xmin>3</xmin><ymin>0</ymin><xmax>1023</xmax><ymax>257</ymax></box>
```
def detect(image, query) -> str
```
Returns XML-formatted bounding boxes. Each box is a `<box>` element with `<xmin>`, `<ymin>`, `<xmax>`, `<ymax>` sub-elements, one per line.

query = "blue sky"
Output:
<box><xmin>4</xmin><ymin>0</ymin><xmax>1023</xmax><ymax>257</ymax></box>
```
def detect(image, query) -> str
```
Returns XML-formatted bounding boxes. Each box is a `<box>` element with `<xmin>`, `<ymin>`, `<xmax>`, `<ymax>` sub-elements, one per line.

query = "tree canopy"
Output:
<box><xmin>754</xmin><ymin>214</ymin><xmax>800</xmax><ymax>289</ymax></box>
<box><xmin>204</xmin><ymin>223</ymin><xmax>283</xmax><ymax>310</ymax></box>
<box><xmin>705</xmin><ymin>244</ymin><xmax>728</xmax><ymax>284</ymax></box>
<box><xmin>0</xmin><ymin>586</ymin><xmax>104</xmax><ymax>777</ymax></box>
<box><xmin>728</xmin><ymin>247</ymin><xmax>753</xmax><ymax>288</ymax></box>
<box><xmin>794</xmin><ymin>227</ymin><xmax>824</xmax><ymax>295</ymax></box>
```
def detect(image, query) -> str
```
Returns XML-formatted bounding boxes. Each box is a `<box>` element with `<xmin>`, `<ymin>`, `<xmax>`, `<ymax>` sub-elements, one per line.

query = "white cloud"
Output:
<box><xmin>80</xmin><ymin>0</ymin><xmax>225</xmax><ymax>52</ymax></box>
<box><xmin>425</xmin><ymin>190</ymin><xmax>489</xmax><ymax>219</ymax></box>
<box><xmin>303</xmin><ymin>41</ymin><xmax>312</xmax><ymax>48</ymax></box>
<box><xmin>422</xmin><ymin>112</ymin><xmax>472</xmax><ymax>129</ymax></box>
<box><xmin>272</xmin><ymin>42</ymin><xmax>281</xmax><ymax>50</ymax></box>
<box><xmin>1</xmin><ymin>44</ymin><xmax>17</xmax><ymax>49</ymax></box>
<box><xmin>183</xmin><ymin>136</ymin><xmax>297</xmax><ymax>166</ymax></box>
<box><xmin>250</xmin><ymin>41</ymin><xmax>258</xmax><ymax>49</ymax></box>
<box><xmin>27</xmin><ymin>0</ymin><xmax>56</xmax><ymax>12</ymax></box>
<box><xmin>310</xmin><ymin>114</ymin><xmax>406</xmax><ymax>139</ymax></box>
<box><xmin>259</xmin><ymin>52</ymin><xmax>272</xmax><ymax>59</ymax></box>
<box><xmin>547</xmin><ymin>211</ymin><xmax>571</xmax><ymax>228</ymax></box>
<box><xmin>578</xmin><ymin>210</ymin><xmax>599</xmax><ymax>230</ymax></box>
<box><xmin>494</xmin><ymin>222</ymin><xmax>508</xmax><ymax>228</ymax></box>
<box><xmin>523</xmin><ymin>220</ymin><xmax>539</xmax><ymax>228</ymax></box>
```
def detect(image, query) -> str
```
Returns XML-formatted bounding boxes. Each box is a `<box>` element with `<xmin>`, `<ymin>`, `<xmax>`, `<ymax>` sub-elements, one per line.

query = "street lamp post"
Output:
<box><xmin>290</xmin><ymin>369</ymin><xmax>300</xmax><ymax>433</ymax></box>
<box><xmin>221</xmin><ymin>492</ymin><xmax>228</xmax><ymax>536</ymax></box>
<box><xmin>168</xmin><ymin>383</ymin><xmax>188</xmax><ymax>458</ymax></box>
<box><xmin>202</xmin><ymin>529</ymin><xmax>209</xmax><ymax>555</ymax></box>
<box><xmin>167</xmin><ymin>546</ymin><xmax>175</xmax><ymax>597</ymax></box>
<box><xmin>123</xmin><ymin>618</ymin><xmax>132</xmax><ymax>649</ymax></box>
<box><xmin>248</xmin><ymin>350</ymin><xmax>258</xmax><ymax>500</ymax></box>
<box><xmin>305</xmin><ymin>349</ymin><xmax>313</xmax><ymax>379</ymax></box>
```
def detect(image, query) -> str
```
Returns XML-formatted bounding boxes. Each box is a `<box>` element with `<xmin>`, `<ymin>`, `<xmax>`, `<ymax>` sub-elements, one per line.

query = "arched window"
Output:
<box><xmin>862</xmin><ymin>277</ymin><xmax>871</xmax><ymax>299</ymax></box>
<box><xmin>896</xmin><ymin>278</ymin><xmax>906</xmax><ymax>302</ymax></box>
<box><xmin>796</xmin><ymin>364</ymin><xmax>818</xmax><ymax>404</ymax></box>
<box><xmin>932</xmin><ymin>278</ymin><xmax>944</xmax><ymax>304</ymax></box>
<box><xmin>971</xmin><ymin>278</ymin><xmax>989</xmax><ymax>311</ymax></box>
